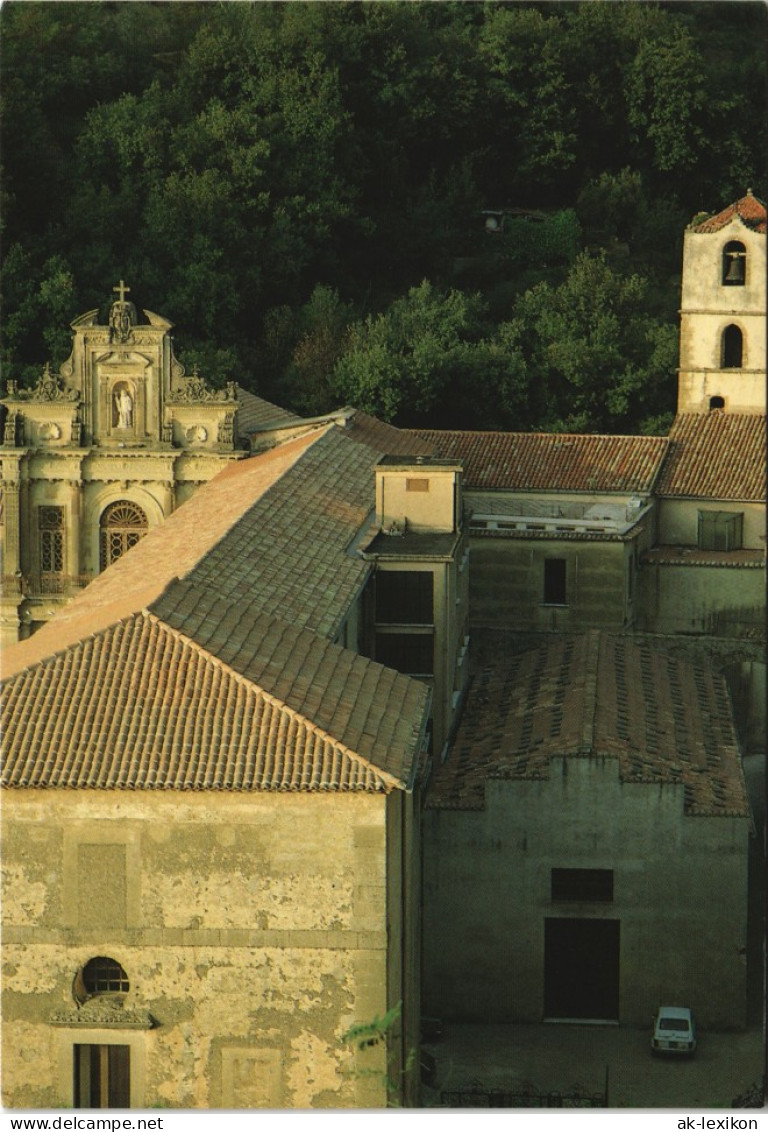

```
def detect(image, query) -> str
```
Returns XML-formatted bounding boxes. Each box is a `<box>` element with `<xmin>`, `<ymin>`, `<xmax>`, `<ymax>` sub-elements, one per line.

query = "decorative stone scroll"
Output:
<box><xmin>29</xmin><ymin>363</ymin><xmax>79</xmax><ymax>403</ymax></box>
<box><xmin>168</xmin><ymin>369</ymin><xmax>237</xmax><ymax>404</ymax></box>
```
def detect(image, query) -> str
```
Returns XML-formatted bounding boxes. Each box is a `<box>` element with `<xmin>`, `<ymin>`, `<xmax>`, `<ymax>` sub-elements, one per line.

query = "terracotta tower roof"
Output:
<box><xmin>690</xmin><ymin>191</ymin><xmax>766</xmax><ymax>234</ymax></box>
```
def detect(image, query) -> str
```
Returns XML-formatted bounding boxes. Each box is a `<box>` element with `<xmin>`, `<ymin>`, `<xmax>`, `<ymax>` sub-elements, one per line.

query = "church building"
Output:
<box><xmin>0</xmin><ymin>283</ymin><xmax>297</xmax><ymax>647</ymax></box>
<box><xmin>0</xmin><ymin>192</ymin><xmax>765</xmax><ymax>1109</ymax></box>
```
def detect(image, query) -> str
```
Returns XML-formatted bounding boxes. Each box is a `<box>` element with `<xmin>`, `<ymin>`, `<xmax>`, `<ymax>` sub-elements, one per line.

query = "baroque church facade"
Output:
<box><xmin>0</xmin><ymin>282</ymin><xmax>297</xmax><ymax>647</ymax></box>
<box><xmin>0</xmin><ymin>193</ymin><xmax>765</xmax><ymax>1109</ymax></box>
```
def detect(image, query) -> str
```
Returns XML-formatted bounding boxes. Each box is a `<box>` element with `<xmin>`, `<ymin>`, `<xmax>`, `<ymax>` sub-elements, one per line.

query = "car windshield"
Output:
<box><xmin>659</xmin><ymin>1017</ymin><xmax>689</xmax><ymax>1031</ymax></box>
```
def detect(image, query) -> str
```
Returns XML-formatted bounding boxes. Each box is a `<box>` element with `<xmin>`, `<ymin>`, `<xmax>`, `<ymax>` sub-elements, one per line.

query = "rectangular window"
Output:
<box><xmin>551</xmin><ymin>868</ymin><xmax>614</xmax><ymax>903</ymax></box>
<box><xmin>74</xmin><ymin>1045</ymin><xmax>130</xmax><ymax>1109</ymax></box>
<box><xmin>697</xmin><ymin>511</ymin><xmax>744</xmax><ymax>551</ymax></box>
<box><xmin>543</xmin><ymin>558</ymin><xmax>567</xmax><ymax>605</ymax></box>
<box><xmin>376</xmin><ymin>571</ymin><xmax>433</xmax><ymax>624</ymax></box>
<box><xmin>375</xmin><ymin>631</ymin><xmax>434</xmax><ymax>677</ymax></box>
<box><xmin>406</xmin><ymin>478</ymin><xmax>429</xmax><ymax>492</ymax></box>
<box><xmin>39</xmin><ymin>506</ymin><xmax>65</xmax><ymax>577</ymax></box>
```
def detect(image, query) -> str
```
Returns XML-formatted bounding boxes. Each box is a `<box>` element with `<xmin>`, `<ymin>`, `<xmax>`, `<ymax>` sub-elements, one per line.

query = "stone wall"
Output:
<box><xmin>468</xmin><ymin>536</ymin><xmax>637</xmax><ymax>631</ymax></box>
<box><xmin>423</xmin><ymin>758</ymin><xmax>749</xmax><ymax>1029</ymax></box>
<box><xmin>1</xmin><ymin>789</ymin><xmax>411</xmax><ymax>1109</ymax></box>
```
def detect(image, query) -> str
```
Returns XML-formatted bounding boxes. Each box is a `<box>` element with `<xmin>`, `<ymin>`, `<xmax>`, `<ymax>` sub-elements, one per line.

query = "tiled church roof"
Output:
<box><xmin>690</xmin><ymin>191</ymin><xmax>766</xmax><ymax>234</ymax></box>
<box><xmin>2</xmin><ymin>422</ymin><xmax>430</xmax><ymax>793</ymax></box>
<box><xmin>2</xmin><ymin>610</ymin><xmax>426</xmax><ymax>792</ymax></box>
<box><xmin>427</xmin><ymin>630</ymin><xmax>748</xmax><ymax>817</ymax></box>
<box><xmin>411</xmin><ymin>430</ymin><xmax>668</xmax><ymax>493</ymax></box>
<box><xmin>656</xmin><ymin>413</ymin><xmax>766</xmax><ymax>501</ymax></box>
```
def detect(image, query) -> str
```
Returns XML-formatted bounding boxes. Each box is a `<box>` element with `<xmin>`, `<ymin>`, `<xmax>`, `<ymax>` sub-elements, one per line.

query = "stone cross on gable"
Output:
<box><xmin>113</xmin><ymin>280</ymin><xmax>131</xmax><ymax>304</ymax></box>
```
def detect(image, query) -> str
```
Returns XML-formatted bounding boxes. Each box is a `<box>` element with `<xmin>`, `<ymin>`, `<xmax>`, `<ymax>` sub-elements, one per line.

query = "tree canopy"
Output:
<box><xmin>1</xmin><ymin>0</ymin><xmax>765</xmax><ymax>432</ymax></box>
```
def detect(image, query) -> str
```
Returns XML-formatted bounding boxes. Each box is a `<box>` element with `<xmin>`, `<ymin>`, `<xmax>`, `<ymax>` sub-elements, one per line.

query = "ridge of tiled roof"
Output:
<box><xmin>689</xmin><ymin>191</ymin><xmax>767</xmax><ymax>234</ymax></box>
<box><xmin>656</xmin><ymin>413</ymin><xmax>766</xmax><ymax>500</ymax></box>
<box><xmin>1</xmin><ymin>430</ymin><xmax>325</xmax><ymax>679</ymax></box>
<box><xmin>235</xmin><ymin>385</ymin><xmax>303</xmax><ymax>435</ymax></box>
<box><xmin>150</xmin><ymin>577</ymin><xmax>429</xmax><ymax>785</ymax></box>
<box><xmin>184</xmin><ymin>426</ymin><xmax>384</xmax><ymax>640</ymax></box>
<box><xmin>344</xmin><ymin>410</ymin><xmax>437</xmax><ymax>457</ymax></box>
<box><xmin>1</xmin><ymin>610</ymin><xmax>425</xmax><ymax>792</ymax></box>
<box><xmin>426</xmin><ymin>630</ymin><xmax>748</xmax><ymax>817</ymax></box>
<box><xmin>410</xmin><ymin>430</ymin><xmax>669</xmax><ymax>493</ymax></box>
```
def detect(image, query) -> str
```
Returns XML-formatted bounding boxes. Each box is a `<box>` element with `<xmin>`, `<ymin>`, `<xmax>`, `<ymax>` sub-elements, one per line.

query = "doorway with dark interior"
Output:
<box><xmin>544</xmin><ymin>918</ymin><xmax>620</xmax><ymax>1021</ymax></box>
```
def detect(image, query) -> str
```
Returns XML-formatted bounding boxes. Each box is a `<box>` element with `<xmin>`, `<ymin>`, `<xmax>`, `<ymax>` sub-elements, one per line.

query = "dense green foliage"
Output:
<box><xmin>1</xmin><ymin>1</ymin><xmax>765</xmax><ymax>433</ymax></box>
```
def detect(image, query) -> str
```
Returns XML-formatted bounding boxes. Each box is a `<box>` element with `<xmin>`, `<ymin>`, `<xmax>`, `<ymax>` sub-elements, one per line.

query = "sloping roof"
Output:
<box><xmin>235</xmin><ymin>386</ymin><xmax>303</xmax><ymax>435</ymax></box>
<box><xmin>411</xmin><ymin>430</ymin><xmax>668</xmax><ymax>493</ymax></box>
<box><xmin>656</xmin><ymin>413</ymin><xmax>766</xmax><ymax>501</ymax></box>
<box><xmin>181</xmin><ymin>425</ymin><xmax>380</xmax><ymax>640</ymax></box>
<box><xmin>3</xmin><ymin>429</ymin><xmax>323</xmax><ymax>677</ymax></box>
<box><xmin>2</xmin><ymin>421</ymin><xmax>431</xmax><ymax>793</ymax></box>
<box><xmin>345</xmin><ymin>410</ymin><xmax>437</xmax><ymax>457</ymax></box>
<box><xmin>690</xmin><ymin>191</ymin><xmax>766</xmax><ymax>234</ymax></box>
<box><xmin>2</xmin><ymin>609</ymin><xmax>426</xmax><ymax>792</ymax></box>
<box><xmin>427</xmin><ymin>630</ymin><xmax>748</xmax><ymax>817</ymax></box>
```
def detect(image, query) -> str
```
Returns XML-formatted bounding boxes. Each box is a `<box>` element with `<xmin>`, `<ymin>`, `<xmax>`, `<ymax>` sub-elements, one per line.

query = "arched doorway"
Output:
<box><xmin>99</xmin><ymin>500</ymin><xmax>148</xmax><ymax>570</ymax></box>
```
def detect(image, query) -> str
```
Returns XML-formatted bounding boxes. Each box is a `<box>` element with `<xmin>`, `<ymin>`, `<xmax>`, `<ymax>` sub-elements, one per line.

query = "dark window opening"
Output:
<box><xmin>376</xmin><ymin>570</ymin><xmax>433</xmax><ymax>624</ymax></box>
<box><xmin>551</xmin><ymin>868</ymin><xmax>614</xmax><ymax>902</ymax></box>
<box><xmin>722</xmin><ymin>241</ymin><xmax>746</xmax><ymax>286</ymax></box>
<box><xmin>698</xmin><ymin>511</ymin><xmax>743</xmax><ymax>551</ymax></box>
<box><xmin>543</xmin><ymin>559</ymin><xmax>567</xmax><ymax>605</ymax></box>
<box><xmin>721</xmin><ymin>324</ymin><xmax>743</xmax><ymax>368</ymax></box>
<box><xmin>82</xmin><ymin>956</ymin><xmax>130</xmax><ymax>996</ymax></box>
<box><xmin>99</xmin><ymin>501</ymin><xmax>148</xmax><ymax>570</ymax></box>
<box><xmin>375</xmin><ymin>632</ymin><xmax>433</xmax><ymax>676</ymax></box>
<box><xmin>709</xmin><ymin>396</ymin><xmax>725</xmax><ymax>410</ymax></box>
<box><xmin>74</xmin><ymin>1045</ymin><xmax>130</xmax><ymax>1109</ymax></box>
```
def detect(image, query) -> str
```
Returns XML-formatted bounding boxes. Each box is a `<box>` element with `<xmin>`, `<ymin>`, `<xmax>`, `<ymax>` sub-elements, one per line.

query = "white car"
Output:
<box><xmin>651</xmin><ymin>1006</ymin><xmax>697</xmax><ymax>1056</ymax></box>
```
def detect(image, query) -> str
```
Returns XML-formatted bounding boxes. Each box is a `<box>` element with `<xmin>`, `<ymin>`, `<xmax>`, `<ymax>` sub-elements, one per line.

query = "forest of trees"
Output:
<box><xmin>1</xmin><ymin>1</ymin><xmax>765</xmax><ymax>434</ymax></box>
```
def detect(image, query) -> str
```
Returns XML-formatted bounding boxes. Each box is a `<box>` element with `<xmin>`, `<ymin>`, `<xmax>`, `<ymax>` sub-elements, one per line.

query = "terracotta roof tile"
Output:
<box><xmin>184</xmin><ymin>426</ymin><xmax>381</xmax><ymax>640</ymax></box>
<box><xmin>2</xmin><ymin>430</ymin><xmax>322</xmax><ymax>678</ymax></box>
<box><xmin>152</xmin><ymin>578</ymin><xmax>428</xmax><ymax>784</ymax></box>
<box><xmin>2</xmin><ymin>610</ymin><xmax>427</xmax><ymax>793</ymax></box>
<box><xmin>641</xmin><ymin>547</ymin><xmax>764</xmax><ymax>567</ymax></box>
<box><xmin>656</xmin><ymin>413</ymin><xmax>766</xmax><ymax>500</ymax></box>
<box><xmin>690</xmin><ymin>192</ymin><xmax>766</xmax><ymax>234</ymax></box>
<box><xmin>411</xmin><ymin>430</ymin><xmax>668</xmax><ymax>493</ymax></box>
<box><xmin>426</xmin><ymin>630</ymin><xmax>748</xmax><ymax>817</ymax></box>
<box><xmin>346</xmin><ymin>411</ymin><xmax>437</xmax><ymax>457</ymax></box>
<box><xmin>235</xmin><ymin>386</ymin><xmax>303</xmax><ymax>434</ymax></box>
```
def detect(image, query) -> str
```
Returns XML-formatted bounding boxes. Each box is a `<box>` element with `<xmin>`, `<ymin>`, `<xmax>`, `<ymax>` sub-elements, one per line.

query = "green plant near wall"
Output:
<box><xmin>340</xmin><ymin>1001</ymin><xmax>416</xmax><ymax>1101</ymax></box>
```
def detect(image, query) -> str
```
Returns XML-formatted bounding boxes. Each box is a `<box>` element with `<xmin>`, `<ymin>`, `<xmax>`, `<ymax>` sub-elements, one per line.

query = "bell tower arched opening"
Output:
<box><xmin>721</xmin><ymin>324</ymin><xmax>743</xmax><ymax>369</ymax></box>
<box><xmin>722</xmin><ymin>241</ymin><xmax>746</xmax><ymax>286</ymax></box>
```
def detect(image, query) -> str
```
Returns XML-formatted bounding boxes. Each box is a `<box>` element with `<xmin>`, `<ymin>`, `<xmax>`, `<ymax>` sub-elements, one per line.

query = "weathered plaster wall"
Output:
<box><xmin>1</xmin><ymin>789</ymin><xmax>403</xmax><ymax>1109</ymax></box>
<box><xmin>468</xmin><ymin>536</ymin><xmax>643</xmax><ymax>631</ymax></box>
<box><xmin>423</xmin><ymin>758</ymin><xmax>748</xmax><ymax>1029</ymax></box>
<box><xmin>638</xmin><ymin>562</ymin><xmax>765</xmax><ymax>635</ymax></box>
<box><xmin>658</xmin><ymin>500</ymin><xmax>764</xmax><ymax>549</ymax></box>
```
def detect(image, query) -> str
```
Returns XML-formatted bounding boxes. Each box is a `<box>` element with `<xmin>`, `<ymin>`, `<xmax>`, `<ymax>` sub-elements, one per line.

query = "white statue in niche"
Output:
<box><xmin>114</xmin><ymin>386</ymin><xmax>133</xmax><ymax>429</ymax></box>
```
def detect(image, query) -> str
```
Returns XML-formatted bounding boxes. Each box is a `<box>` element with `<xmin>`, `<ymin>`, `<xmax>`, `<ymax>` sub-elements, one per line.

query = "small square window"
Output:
<box><xmin>406</xmin><ymin>478</ymin><xmax>429</xmax><ymax>493</ymax></box>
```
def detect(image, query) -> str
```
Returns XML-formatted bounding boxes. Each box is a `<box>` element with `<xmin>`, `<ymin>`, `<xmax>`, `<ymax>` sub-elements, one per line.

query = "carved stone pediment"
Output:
<box><xmin>168</xmin><ymin>372</ymin><xmax>237</xmax><ymax>404</ymax></box>
<box><xmin>50</xmin><ymin>996</ymin><xmax>155</xmax><ymax>1030</ymax></box>
<box><xmin>28</xmin><ymin>364</ymin><xmax>79</xmax><ymax>403</ymax></box>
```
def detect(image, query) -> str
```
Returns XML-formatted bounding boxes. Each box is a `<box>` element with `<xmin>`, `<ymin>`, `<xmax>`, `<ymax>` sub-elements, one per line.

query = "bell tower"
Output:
<box><xmin>677</xmin><ymin>190</ymin><xmax>766</xmax><ymax>414</ymax></box>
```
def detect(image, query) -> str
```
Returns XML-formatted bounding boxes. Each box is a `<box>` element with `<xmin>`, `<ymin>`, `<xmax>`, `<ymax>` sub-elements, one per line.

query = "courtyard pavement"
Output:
<box><xmin>421</xmin><ymin>1022</ymin><xmax>765</xmax><ymax>1109</ymax></box>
